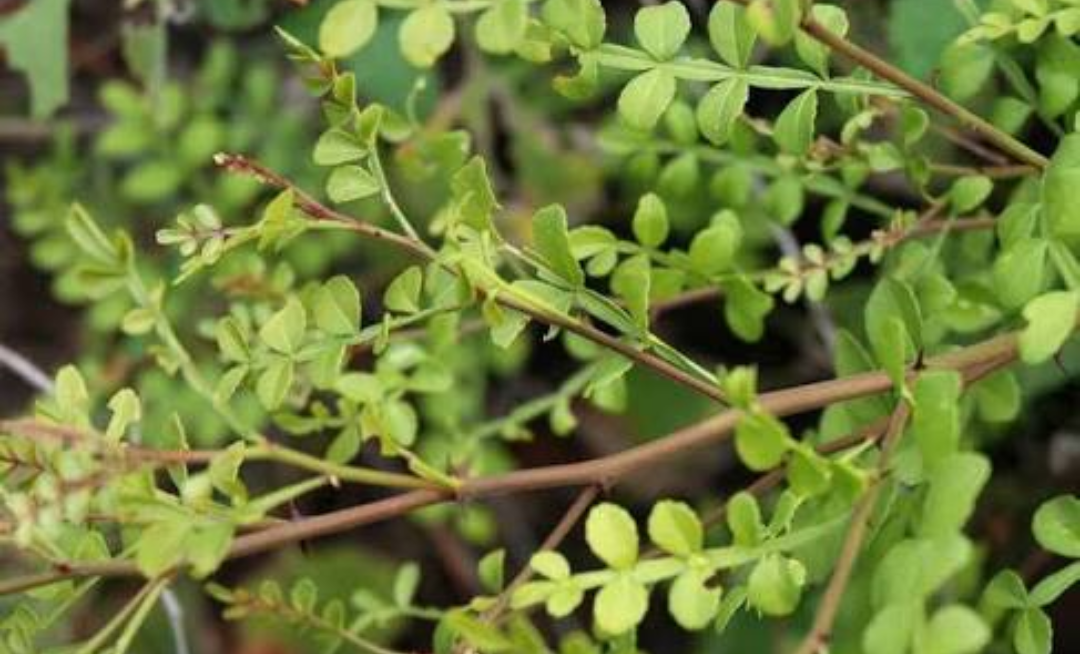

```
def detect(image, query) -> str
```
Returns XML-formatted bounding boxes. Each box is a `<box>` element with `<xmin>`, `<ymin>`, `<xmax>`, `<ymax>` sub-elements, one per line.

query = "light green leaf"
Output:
<box><xmin>724</xmin><ymin>277</ymin><xmax>774</xmax><ymax>342</ymax></box>
<box><xmin>541</xmin><ymin>0</ymin><xmax>606</xmax><ymax>50</ymax></box>
<box><xmin>1030</xmin><ymin>560</ymin><xmax>1080</xmax><ymax>606</ymax></box>
<box><xmin>314</xmin><ymin>275</ymin><xmax>361</xmax><ymax>336</ymax></box>
<box><xmin>994</xmin><ymin>238</ymin><xmax>1048</xmax><ymax>310</ymax></box>
<box><xmin>948</xmin><ymin>175</ymin><xmax>992</xmax><ymax>213</ymax></box>
<box><xmin>632</xmin><ymin>193</ymin><xmax>669</xmax><ymax>248</ymax></box>
<box><xmin>451</xmin><ymin>157</ymin><xmax>500</xmax><ymax>232</ymax></box>
<box><xmin>594</xmin><ymin>575</ymin><xmax>649</xmax><ymax>634</ymax></box>
<box><xmin>747</xmin><ymin>0</ymin><xmax>801</xmax><ymax>46</ymax></box>
<box><xmin>911</xmin><ymin>370</ymin><xmax>962</xmax><ymax>472</ymax></box>
<box><xmin>726</xmin><ymin>491</ymin><xmax>764</xmax><ymax>547</ymax></box>
<box><xmin>257</xmin><ymin>358</ymin><xmax>294</xmax><ymax>410</ymax></box>
<box><xmin>696</xmin><ymin>78</ymin><xmax>749</xmax><ymax>146</ymax></box>
<box><xmin>611</xmin><ymin>253</ymin><xmax>651</xmax><ymax>331</ymax></box>
<box><xmin>920</xmin><ymin>453</ymin><xmax>991</xmax><ymax>537</ymax></box>
<box><xmin>647</xmin><ymin>500</ymin><xmax>703</xmax><ymax>556</ymax></box>
<box><xmin>668</xmin><ymin>569</ymin><xmax>721</xmax><ymax>630</ymax></box>
<box><xmin>774</xmin><ymin>89</ymin><xmax>818</xmax><ymax>156</ymax></box>
<box><xmin>1043</xmin><ymin>133</ymin><xmax>1080</xmax><ymax>244</ymax></box>
<box><xmin>1032</xmin><ymin>495</ymin><xmax>1080</xmax><ymax>558</ymax></box>
<box><xmin>585</xmin><ymin>503</ymin><xmax>639</xmax><ymax>569</ymax></box>
<box><xmin>530</xmin><ymin>551</ymin><xmax>571</xmax><ymax>580</ymax></box>
<box><xmin>259</xmin><ymin>297</ymin><xmax>307</xmax><ymax>354</ymax></box>
<box><xmin>794</xmin><ymin>5</ymin><xmax>848</xmax><ymax>77</ymax></box>
<box><xmin>1014</xmin><ymin>608</ymin><xmax>1053</xmax><ymax>654</ymax></box>
<box><xmin>618</xmin><ymin>68</ymin><xmax>677</xmax><ymax>131</ymax></box>
<box><xmin>708</xmin><ymin>2</ymin><xmax>756</xmax><ymax>68</ymax></box>
<box><xmin>923</xmin><ymin>605</ymin><xmax>989</xmax><ymax>654</ymax></box>
<box><xmin>319</xmin><ymin>0</ymin><xmax>378</xmax><ymax>57</ymax></box>
<box><xmin>399</xmin><ymin>5</ymin><xmax>455</xmax><ymax>68</ymax></box>
<box><xmin>105</xmin><ymin>388</ymin><xmax>141</xmax><ymax>443</ymax></box>
<box><xmin>326</xmin><ymin>165</ymin><xmax>380</xmax><ymax>203</ymax></box>
<box><xmin>532</xmin><ymin>204</ymin><xmax>585</xmax><ymax>287</ymax></box>
<box><xmin>384</xmin><ymin>266</ymin><xmax>423</xmax><ymax>314</ymax></box>
<box><xmin>478</xmin><ymin>550</ymin><xmax>506</xmax><ymax>593</ymax></box>
<box><xmin>0</xmin><ymin>0</ymin><xmax>70</xmax><ymax>117</ymax></box>
<box><xmin>689</xmin><ymin>211</ymin><xmax>742</xmax><ymax>275</ymax></box>
<box><xmin>634</xmin><ymin>1</ymin><xmax>691</xmax><ymax>60</ymax></box>
<box><xmin>313</xmin><ymin>128</ymin><xmax>367</xmax><ymax>166</ymax></box>
<box><xmin>863</xmin><ymin>602</ymin><xmax>918</xmax><ymax>654</ymax></box>
<box><xmin>735</xmin><ymin>411</ymin><xmax>791</xmax><ymax>471</ymax></box>
<box><xmin>747</xmin><ymin>554</ymin><xmax>805</xmax><ymax>616</ymax></box>
<box><xmin>476</xmin><ymin>0</ymin><xmax>528</xmax><ymax>54</ymax></box>
<box><xmin>1019</xmin><ymin>291</ymin><xmax>1079</xmax><ymax>364</ymax></box>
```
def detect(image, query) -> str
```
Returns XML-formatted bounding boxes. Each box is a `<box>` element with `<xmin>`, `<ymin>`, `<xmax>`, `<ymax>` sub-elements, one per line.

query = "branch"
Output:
<box><xmin>793</xmin><ymin>402</ymin><xmax>912</xmax><ymax>654</ymax></box>
<box><xmin>2</xmin><ymin>315</ymin><xmax>1057</xmax><ymax>595</ymax></box>
<box><xmin>215</xmin><ymin>153</ymin><xmax>728</xmax><ymax>405</ymax></box>
<box><xmin>724</xmin><ymin>0</ymin><xmax>1048</xmax><ymax>169</ymax></box>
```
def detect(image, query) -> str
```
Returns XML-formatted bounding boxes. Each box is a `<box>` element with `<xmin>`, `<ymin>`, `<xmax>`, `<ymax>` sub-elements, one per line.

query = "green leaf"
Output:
<box><xmin>993</xmin><ymin>238</ymin><xmax>1048</xmax><ymax>311</ymax></box>
<box><xmin>393</xmin><ymin>562</ymin><xmax>421</xmax><ymax>607</ymax></box>
<box><xmin>774</xmin><ymin>89</ymin><xmax>818</xmax><ymax>156</ymax></box>
<box><xmin>747</xmin><ymin>0</ymin><xmax>801</xmax><ymax>45</ymax></box>
<box><xmin>1014</xmin><ymin>608</ymin><xmax>1053</xmax><ymax>654</ymax></box>
<box><xmin>1030</xmin><ymin>560</ymin><xmax>1080</xmax><ymax>606</ymax></box>
<box><xmin>476</xmin><ymin>0</ymin><xmax>528</xmax><ymax>54</ymax></box>
<box><xmin>668</xmin><ymin>569</ymin><xmax>721</xmax><ymax>630</ymax></box>
<box><xmin>724</xmin><ymin>276</ymin><xmax>774</xmax><ymax>342</ymax></box>
<box><xmin>948</xmin><ymin>175</ymin><xmax>992</xmax><ymax>213</ymax></box>
<box><xmin>888</xmin><ymin>0</ymin><xmax>967</xmax><ymax>79</ymax></box>
<box><xmin>747</xmin><ymin>554</ymin><xmax>805</xmax><ymax>616</ymax></box>
<box><xmin>920</xmin><ymin>453</ymin><xmax>991</xmax><ymax>537</ymax></box>
<box><xmin>445</xmin><ymin>610</ymin><xmax>513</xmax><ymax>652</ymax></box>
<box><xmin>326</xmin><ymin>165</ymin><xmax>380</xmax><ymax>203</ymax></box>
<box><xmin>982</xmin><ymin>570</ymin><xmax>1029</xmax><ymax>610</ymax></box>
<box><xmin>1019</xmin><ymin>291</ymin><xmax>1079</xmax><ymax>364</ymax></box>
<box><xmin>939</xmin><ymin>42</ymin><xmax>995</xmax><ymax>102</ymax></box>
<box><xmin>865</xmin><ymin>278</ymin><xmax>922</xmax><ymax>371</ymax></box>
<box><xmin>135</xmin><ymin>522</ymin><xmax>186</xmax><ymax>577</ymax></box>
<box><xmin>1043</xmin><ymin>133</ymin><xmax>1080</xmax><ymax>244</ymax></box>
<box><xmin>726</xmin><ymin>491</ymin><xmax>764</xmax><ymax>547</ymax></box>
<box><xmin>923</xmin><ymin>605</ymin><xmax>989</xmax><ymax>654</ymax></box>
<box><xmin>319</xmin><ymin>0</ymin><xmax>378</xmax><ymax>58</ymax></box>
<box><xmin>611</xmin><ymin>254</ymin><xmax>651</xmax><ymax>331</ymax></box>
<box><xmin>618</xmin><ymin>68</ymin><xmax>677</xmax><ymax>132</ymax></box>
<box><xmin>451</xmin><ymin>157</ymin><xmax>500</xmax><ymax>232</ymax></box>
<box><xmin>105</xmin><ymin>388</ymin><xmax>141</xmax><ymax>443</ymax></box>
<box><xmin>863</xmin><ymin>602</ymin><xmax>918</xmax><ymax>654</ymax></box>
<box><xmin>735</xmin><ymin>411</ymin><xmax>791</xmax><ymax>471</ymax></box>
<box><xmin>314</xmin><ymin>275</ymin><xmax>361</xmax><ymax>336</ymax></box>
<box><xmin>1032</xmin><ymin>495</ymin><xmax>1080</xmax><ymax>557</ymax></box>
<box><xmin>696</xmin><ymin>78</ymin><xmax>749</xmax><ymax>146</ymax></box>
<box><xmin>259</xmin><ymin>297</ymin><xmax>307</xmax><ymax>354</ymax></box>
<box><xmin>1035</xmin><ymin>34</ymin><xmax>1080</xmax><ymax>119</ymax></box>
<box><xmin>478</xmin><ymin>550</ymin><xmax>506</xmax><ymax>593</ymax></box>
<box><xmin>911</xmin><ymin>371</ymin><xmax>962</xmax><ymax>472</ymax></box>
<box><xmin>632</xmin><ymin>193</ymin><xmax>669</xmax><ymax>248</ymax></box>
<box><xmin>257</xmin><ymin>358</ymin><xmax>295</xmax><ymax>410</ymax></box>
<box><xmin>383</xmin><ymin>399</ymin><xmax>418</xmax><ymax>446</ymax></box>
<box><xmin>0</xmin><ymin>0</ymin><xmax>71</xmax><ymax>117</ymax></box>
<box><xmin>400</xmin><ymin>5</ymin><xmax>455</xmax><ymax>68</ymax></box>
<box><xmin>384</xmin><ymin>266</ymin><xmax>424</xmax><ymax>314</ymax></box>
<box><xmin>541</xmin><ymin>0</ymin><xmax>606</xmax><ymax>50</ymax></box>
<box><xmin>313</xmin><ymin>128</ymin><xmax>367</xmax><ymax>166</ymax></box>
<box><xmin>708</xmin><ymin>2</ymin><xmax>756</xmax><ymax>68</ymax></box>
<box><xmin>532</xmin><ymin>204</ymin><xmax>585</xmax><ymax>287</ymax></box>
<box><xmin>594</xmin><ymin>575</ymin><xmax>649</xmax><ymax>635</ymax></box>
<box><xmin>67</xmin><ymin>205</ymin><xmax>119</xmax><ymax>267</ymax></box>
<box><xmin>689</xmin><ymin>211</ymin><xmax>742</xmax><ymax>275</ymax></box>
<box><xmin>530</xmin><ymin>551</ymin><xmax>571</xmax><ymax>580</ymax></box>
<box><xmin>647</xmin><ymin>500</ymin><xmax>703</xmax><ymax>556</ymax></box>
<box><xmin>634</xmin><ymin>1</ymin><xmax>691</xmax><ymax>60</ymax></box>
<box><xmin>585</xmin><ymin>503</ymin><xmax>639</xmax><ymax>569</ymax></box>
<box><xmin>794</xmin><ymin>5</ymin><xmax>848</xmax><ymax>77</ymax></box>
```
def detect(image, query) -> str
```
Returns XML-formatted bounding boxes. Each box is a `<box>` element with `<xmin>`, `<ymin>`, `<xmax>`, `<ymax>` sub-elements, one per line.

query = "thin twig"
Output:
<box><xmin>0</xmin><ymin>317</ymin><xmax>1053</xmax><ymax>595</ymax></box>
<box><xmin>0</xmin><ymin>342</ymin><xmax>54</xmax><ymax>394</ymax></box>
<box><xmin>725</xmin><ymin>0</ymin><xmax>1048</xmax><ymax>169</ymax></box>
<box><xmin>793</xmin><ymin>402</ymin><xmax>912</xmax><ymax>654</ymax></box>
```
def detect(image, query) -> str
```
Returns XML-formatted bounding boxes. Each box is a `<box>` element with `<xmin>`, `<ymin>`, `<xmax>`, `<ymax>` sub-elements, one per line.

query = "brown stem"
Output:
<box><xmin>216</xmin><ymin>153</ymin><xmax>728</xmax><ymax>406</ymax></box>
<box><xmin>1</xmin><ymin>317</ymin><xmax>1050</xmax><ymax>595</ymax></box>
<box><xmin>793</xmin><ymin>403</ymin><xmax>912</xmax><ymax>654</ymax></box>
<box><xmin>725</xmin><ymin>0</ymin><xmax>1048</xmax><ymax>169</ymax></box>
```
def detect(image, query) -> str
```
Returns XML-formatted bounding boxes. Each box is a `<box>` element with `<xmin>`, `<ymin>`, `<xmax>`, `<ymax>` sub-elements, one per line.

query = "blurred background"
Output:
<box><xmin>1</xmin><ymin>0</ymin><xmax>1078</xmax><ymax>652</ymax></box>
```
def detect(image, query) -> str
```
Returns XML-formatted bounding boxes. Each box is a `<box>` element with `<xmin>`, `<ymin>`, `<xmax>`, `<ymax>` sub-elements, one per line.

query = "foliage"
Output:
<box><xmin>2</xmin><ymin>0</ymin><xmax>1080</xmax><ymax>653</ymax></box>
